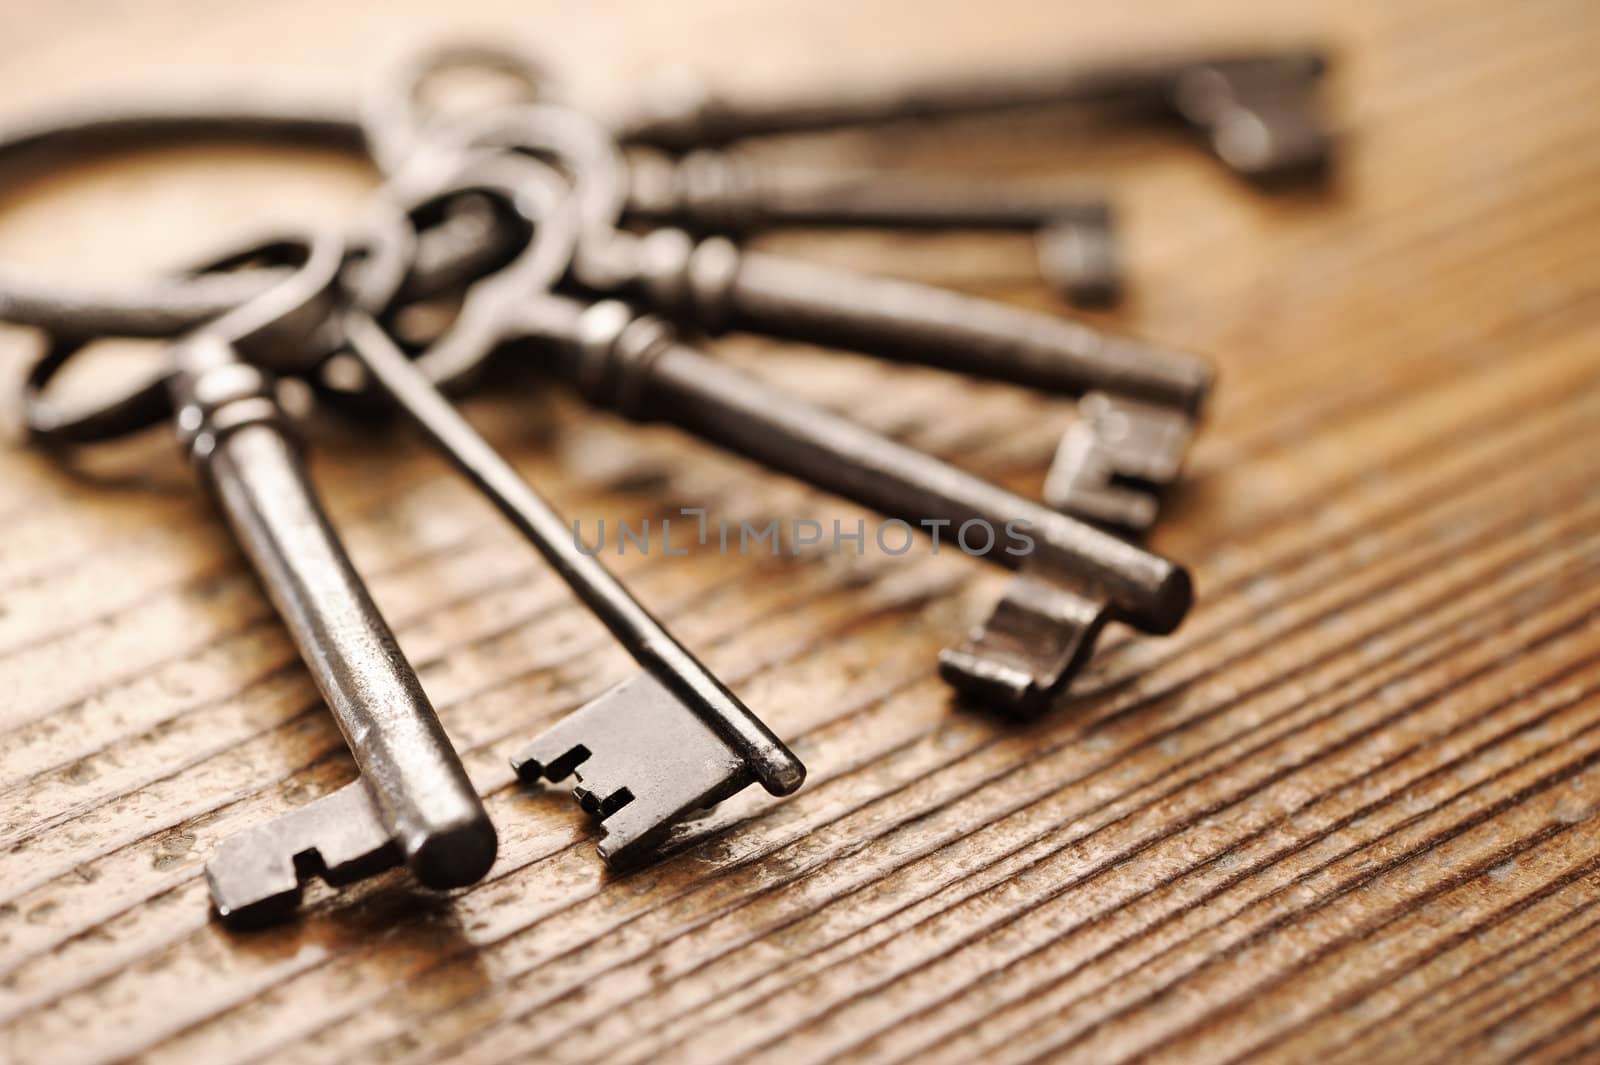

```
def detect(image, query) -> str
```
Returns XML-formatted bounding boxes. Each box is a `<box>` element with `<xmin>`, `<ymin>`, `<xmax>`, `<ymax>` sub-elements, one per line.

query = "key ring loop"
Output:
<box><xmin>0</xmin><ymin>96</ymin><xmax>369</xmax><ymax>337</ymax></box>
<box><xmin>22</xmin><ymin>232</ymin><xmax>349</xmax><ymax>448</ymax></box>
<box><xmin>362</xmin><ymin>42</ymin><xmax>553</xmax><ymax>177</ymax></box>
<box><xmin>357</xmin><ymin>149</ymin><xmax>581</xmax><ymax>391</ymax></box>
<box><xmin>363</xmin><ymin>46</ymin><xmax>631</xmax><ymax>280</ymax></box>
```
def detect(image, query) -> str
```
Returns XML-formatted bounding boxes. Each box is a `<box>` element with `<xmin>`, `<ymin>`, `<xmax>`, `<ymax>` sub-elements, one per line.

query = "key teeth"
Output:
<box><xmin>511</xmin><ymin>740</ymin><xmax>592</xmax><ymax>784</ymax></box>
<box><xmin>206</xmin><ymin>833</ymin><xmax>302</xmax><ymax>931</ymax></box>
<box><xmin>512</xmin><ymin>673</ymin><xmax>756</xmax><ymax>869</ymax></box>
<box><xmin>574</xmin><ymin>782</ymin><xmax>635</xmax><ymax>819</ymax></box>
<box><xmin>939</xmin><ymin>568</ymin><xmax>1112</xmax><ymax>717</ymax></box>
<box><xmin>1044</xmin><ymin>392</ymin><xmax>1196</xmax><ymax>534</ymax></box>
<box><xmin>1037</xmin><ymin>212</ymin><xmax>1122</xmax><ymax>309</ymax></box>
<box><xmin>204</xmin><ymin>781</ymin><xmax>398</xmax><ymax>930</ymax></box>
<box><xmin>594</xmin><ymin>802</ymin><xmax>678</xmax><ymax>870</ymax></box>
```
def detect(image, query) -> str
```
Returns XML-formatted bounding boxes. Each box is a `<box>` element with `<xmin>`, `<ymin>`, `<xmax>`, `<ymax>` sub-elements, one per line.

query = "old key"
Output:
<box><xmin>624</xmin><ymin>148</ymin><xmax>1122</xmax><ymax>306</ymax></box>
<box><xmin>18</xmin><ymin>237</ymin><xmax>498</xmax><ymax>926</ymax></box>
<box><xmin>620</xmin><ymin>47</ymin><xmax>1333</xmax><ymax>186</ymax></box>
<box><xmin>340</xmin><ymin>179</ymin><xmax>805</xmax><ymax>868</ymax></box>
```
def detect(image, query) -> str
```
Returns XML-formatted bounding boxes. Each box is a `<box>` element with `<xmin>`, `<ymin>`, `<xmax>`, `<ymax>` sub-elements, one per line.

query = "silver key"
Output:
<box><xmin>176</xmin><ymin>336</ymin><xmax>496</xmax><ymax>927</ymax></box>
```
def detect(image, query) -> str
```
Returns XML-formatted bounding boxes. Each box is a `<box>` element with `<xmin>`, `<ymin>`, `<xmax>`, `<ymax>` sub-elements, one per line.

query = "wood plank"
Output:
<box><xmin>2</xmin><ymin>0</ymin><xmax>1598</xmax><ymax>1062</ymax></box>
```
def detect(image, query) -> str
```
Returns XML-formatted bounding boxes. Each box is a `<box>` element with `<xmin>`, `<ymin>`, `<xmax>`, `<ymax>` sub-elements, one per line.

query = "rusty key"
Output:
<box><xmin>342</xmin><ymin>302</ymin><xmax>805</xmax><ymax>869</ymax></box>
<box><xmin>184</xmin><ymin>331</ymin><xmax>496</xmax><ymax>926</ymax></box>
<box><xmin>513</xmin><ymin>295</ymin><xmax>1192</xmax><ymax>715</ymax></box>
<box><xmin>587</xmin><ymin>226</ymin><xmax>1209</xmax><ymax>413</ymax></box>
<box><xmin>621</xmin><ymin>48</ymin><xmax>1333</xmax><ymax>185</ymax></box>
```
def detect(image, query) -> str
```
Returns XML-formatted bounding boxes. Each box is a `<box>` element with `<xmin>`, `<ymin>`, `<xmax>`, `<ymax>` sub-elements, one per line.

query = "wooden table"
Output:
<box><xmin>2</xmin><ymin>0</ymin><xmax>1598</xmax><ymax>1061</ymax></box>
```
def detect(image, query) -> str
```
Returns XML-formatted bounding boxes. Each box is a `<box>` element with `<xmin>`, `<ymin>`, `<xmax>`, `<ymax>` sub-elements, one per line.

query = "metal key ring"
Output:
<box><xmin>362</xmin><ymin>42</ymin><xmax>553</xmax><ymax>177</ymax></box>
<box><xmin>0</xmin><ymin>95</ymin><xmax>371</xmax><ymax>337</ymax></box>
<box><xmin>22</xmin><ymin>231</ymin><xmax>353</xmax><ymax>447</ymax></box>
<box><xmin>359</xmin><ymin>149</ymin><xmax>581</xmax><ymax>391</ymax></box>
<box><xmin>363</xmin><ymin>45</ymin><xmax>628</xmax><ymax>242</ymax></box>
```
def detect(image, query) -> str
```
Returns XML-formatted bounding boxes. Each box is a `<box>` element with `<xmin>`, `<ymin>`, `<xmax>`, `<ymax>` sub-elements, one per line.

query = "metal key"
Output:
<box><xmin>177</xmin><ymin>333</ymin><xmax>496</xmax><ymax>927</ymax></box>
<box><xmin>510</xmin><ymin>295</ymin><xmax>1191</xmax><ymax>715</ymax></box>
<box><xmin>341</xmin><ymin>308</ymin><xmax>805</xmax><ymax>868</ymax></box>
<box><xmin>620</xmin><ymin>48</ymin><xmax>1333</xmax><ymax>185</ymax></box>
<box><xmin>624</xmin><ymin>148</ymin><xmax>1122</xmax><ymax>305</ymax></box>
<box><xmin>586</xmin><ymin>226</ymin><xmax>1209</xmax><ymax>413</ymax></box>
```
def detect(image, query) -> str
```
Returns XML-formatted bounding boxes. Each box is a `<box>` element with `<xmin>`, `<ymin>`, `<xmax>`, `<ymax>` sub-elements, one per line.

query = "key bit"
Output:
<box><xmin>1171</xmin><ymin>59</ymin><xmax>1333</xmax><ymax>185</ymax></box>
<box><xmin>207</xmin><ymin>781</ymin><xmax>399</xmax><ymax>927</ymax></box>
<box><xmin>511</xmin><ymin>673</ymin><xmax>758</xmax><ymax>867</ymax></box>
<box><xmin>175</xmin><ymin>336</ymin><xmax>496</xmax><ymax>927</ymax></box>
<box><xmin>625</xmin><ymin>148</ymin><xmax>1121</xmax><ymax>306</ymax></box>
<box><xmin>938</xmin><ymin>565</ymin><xmax>1111</xmax><ymax>715</ymax></box>
<box><xmin>1044</xmin><ymin>391</ymin><xmax>1195</xmax><ymax>532</ymax></box>
<box><xmin>1036</xmin><ymin>208</ymin><xmax>1121</xmax><ymax>308</ymax></box>
<box><xmin>342</xmin><ymin>311</ymin><xmax>805</xmax><ymax>869</ymax></box>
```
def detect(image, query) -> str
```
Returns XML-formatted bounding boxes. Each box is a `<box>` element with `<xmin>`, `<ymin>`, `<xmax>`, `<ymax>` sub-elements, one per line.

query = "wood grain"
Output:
<box><xmin>2</xmin><ymin>0</ymin><xmax>1599</xmax><ymax>1062</ymax></box>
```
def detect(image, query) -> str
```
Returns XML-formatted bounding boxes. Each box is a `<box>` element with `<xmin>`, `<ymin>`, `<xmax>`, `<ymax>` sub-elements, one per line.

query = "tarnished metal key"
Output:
<box><xmin>179</xmin><ymin>335</ymin><xmax>496</xmax><ymax>927</ymax></box>
<box><xmin>621</xmin><ymin>48</ymin><xmax>1333</xmax><ymax>185</ymax></box>
<box><xmin>512</xmin><ymin>296</ymin><xmax>1192</xmax><ymax>715</ymax></box>
<box><xmin>1044</xmin><ymin>391</ymin><xmax>1196</xmax><ymax>532</ymax></box>
<box><xmin>342</xmin><ymin>310</ymin><xmax>805</xmax><ymax>868</ymax></box>
<box><xmin>625</xmin><ymin>148</ymin><xmax>1122</xmax><ymax>305</ymax></box>
<box><xmin>586</xmin><ymin>226</ymin><xmax>1209</xmax><ymax>413</ymax></box>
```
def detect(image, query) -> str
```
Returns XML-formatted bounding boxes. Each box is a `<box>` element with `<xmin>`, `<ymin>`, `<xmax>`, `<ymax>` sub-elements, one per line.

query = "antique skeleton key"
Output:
<box><xmin>342</xmin><ymin>310</ymin><xmax>805</xmax><ymax>868</ymax></box>
<box><xmin>186</xmin><ymin>336</ymin><xmax>496</xmax><ymax>925</ymax></box>
<box><xmin>143</xmin><ymin>240</ymin><xmax>499</xmax><ymax>927</ymax></box>
<box><xmin>510</xmin><ymin>296</ymin><xmax>1191</xmax><ymax>714</ymax></box>
<box><xmin>586</xmin><ymin>226</ymin><xmax>1209</xmax><ymax>413</ymax></box>
<box><xmin>625</xmin><ymin>148</ymin><xmax>1122</xmax><ymax>305</ymax></box>
<box><xmin>332</xmin><ymin>175</ymin><xmax>804</xmax><ymax>868</ymax></box>
<box><xmin>620</xmin><ymin>48</ymin><xmax>1333</xmax><ymax>186</ymax></box>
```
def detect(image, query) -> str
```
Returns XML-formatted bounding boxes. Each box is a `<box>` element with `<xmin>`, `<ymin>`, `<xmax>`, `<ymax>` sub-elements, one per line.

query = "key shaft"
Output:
<box><xmin>179</xmin><ymin>337</ymin><xmax>495</xmax><ymax>922</ymax></box>
<box><xmin>537</xmin><ymin>299</ymin><xmax>1190</xmax><ymax>635</ymax></box>
<box><xmin>620</xmin><ymin>49</ymin><xmax>1331</xmax><ymax>183</ymax></box>
<box><xmin>626</xmin><ymin>148</ymin><xmax>1109</xmax><ymax>232</ymax></box>
<box><xmin>342</xmin><ymin>311</ymin><xmax>804</xmax><ymax>797</ymax></box>
<box><xmin>599</xmin><ymin>229</ymin><xmax>1209</xmax><ymax>413</ymax></box>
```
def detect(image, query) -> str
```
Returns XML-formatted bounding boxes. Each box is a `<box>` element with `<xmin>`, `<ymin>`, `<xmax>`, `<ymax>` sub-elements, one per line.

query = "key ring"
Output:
<box><xmin>20</xmin><ymin>147</ymin><xmax>575</xmax><ymax>443</ymax></box>
<box><xmin>0</xmin><ymin>92</ymin><xmax>534</xmax><ymax>442</ymax></box>
<box><xmin>365</xmin><ymin>45</ymin><xmax>624</xmax><ymax>230</ymax></box>
<box><xmin>362</xmin><ymin>42</ymin><xmax>553</xmax><ymax>177</ymax></box>
<box><xmin>363</xmin><ymin>148</ymin><xmax>582</xmax><ymax>390</ymax></box>
<box><xmin>22</xmin><ymin>232</ymin><xmax>353</xmax><ymax>447</ymax></box>
<box><xmin>0</xmin><ymin>96</ymin><xmax>370</xmax><ymax>337</ymax></box>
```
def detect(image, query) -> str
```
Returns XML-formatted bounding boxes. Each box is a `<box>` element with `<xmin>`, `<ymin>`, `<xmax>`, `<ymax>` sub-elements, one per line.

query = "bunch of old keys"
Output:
<box><xmin>1</xmin><ymin>41</ymin><xmax>1331</xmax><ymax>926</ymax></box>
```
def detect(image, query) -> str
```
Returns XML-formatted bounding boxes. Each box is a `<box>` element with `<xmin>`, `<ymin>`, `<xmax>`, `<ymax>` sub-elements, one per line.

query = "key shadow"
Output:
<box><xmin>214</xmin><ymin>864</ymin><xmax>495</xmax><ymax>1009</ymax></box>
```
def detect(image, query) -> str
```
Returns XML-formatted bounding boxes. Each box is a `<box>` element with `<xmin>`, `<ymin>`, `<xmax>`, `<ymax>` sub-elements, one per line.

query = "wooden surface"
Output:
<box><xmin>3</xmin><ymin>0</ymin><xmax>1600</xmax><ymax>1062</ymax></box>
